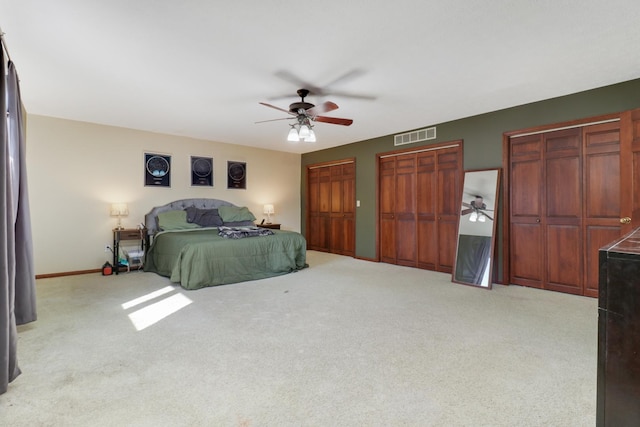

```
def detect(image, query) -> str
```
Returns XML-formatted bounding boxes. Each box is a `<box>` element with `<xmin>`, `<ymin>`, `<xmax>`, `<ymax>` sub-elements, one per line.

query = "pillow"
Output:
<box><xmin>157</xmin><ymin>210</ymin><xmax>201</xmax><ymax>231</ymax></box>
<box><xmin>185</xmin><ymin>207</ymin><xmax>224</xmax><ymax>227</ymax></box>
<box><xmin>218</xmin><ymin>206</ymin><xmax>256</xmax><ymax>222</ymax></box>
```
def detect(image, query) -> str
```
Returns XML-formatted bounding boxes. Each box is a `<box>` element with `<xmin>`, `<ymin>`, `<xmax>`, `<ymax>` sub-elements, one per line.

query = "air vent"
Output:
<box><xmin>394</xmin><ymin>127</ymin><xmax>436</xmax><ymax>146</ymax></box>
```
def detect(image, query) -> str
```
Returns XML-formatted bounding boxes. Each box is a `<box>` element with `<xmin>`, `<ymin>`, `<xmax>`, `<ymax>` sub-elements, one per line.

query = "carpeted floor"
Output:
<box><xmin>1</xmin><ymin>251</ymin><xmax>597</xmax><ymax>426</ymax></box>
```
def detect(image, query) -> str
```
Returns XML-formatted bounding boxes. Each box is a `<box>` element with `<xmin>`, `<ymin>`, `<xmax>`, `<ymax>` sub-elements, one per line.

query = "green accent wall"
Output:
<box><xmin>301</xmin><ymin>78</ymin><xmax>640</xmax><ymax>264</ymax></box>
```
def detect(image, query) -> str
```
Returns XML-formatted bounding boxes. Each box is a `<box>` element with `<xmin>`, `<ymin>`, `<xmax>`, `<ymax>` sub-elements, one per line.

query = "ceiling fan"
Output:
<box><xmin>271</xmin><ymin>69</ymin><xmax>376</xmax><ymax>101</ymax></box>
<box><xmin>256</xmin><ymin>89</ymin><xmax>353</xmax><ymax>142</ymax></box>
<box><xmin>461</xmin><ymin>195</ymin><xmax>494</xmax><ymax>222</ymax></box>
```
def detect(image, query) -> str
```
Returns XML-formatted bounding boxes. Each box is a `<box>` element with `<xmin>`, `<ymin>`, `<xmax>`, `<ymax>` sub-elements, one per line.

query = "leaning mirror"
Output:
<box><xmin>452</xmin><ymin>168</ymin><xmax>501</xmax><ymax>289</ymax></box>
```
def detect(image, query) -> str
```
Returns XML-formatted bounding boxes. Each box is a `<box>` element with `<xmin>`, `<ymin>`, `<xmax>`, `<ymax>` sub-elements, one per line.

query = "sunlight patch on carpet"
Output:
<box><xmin>125</xmin><ymin>291</ymin><xmax>193</xmax><ymax>331</ymax></box>
<box><xmin>121</xmin><ymin>286</ymin><xmax>175</xmax><ymax>310</ymax></box>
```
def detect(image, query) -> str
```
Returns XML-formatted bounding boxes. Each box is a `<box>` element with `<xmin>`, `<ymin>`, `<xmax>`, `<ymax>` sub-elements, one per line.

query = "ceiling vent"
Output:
<box><xmin>394</xmin><ymin>127</ymin><xmax>436</xmax><ymax>146</ymax></box>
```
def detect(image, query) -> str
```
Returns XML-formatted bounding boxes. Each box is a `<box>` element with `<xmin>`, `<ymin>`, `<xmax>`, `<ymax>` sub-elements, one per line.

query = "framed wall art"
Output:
<box><xmin>227</xmin><ymin>161</ymin><xmax>246</xmax><ymax>189</ymax></box>
<box><xmin>144</xmin><ymin>152</ymin><xmax>171</xmax><ymax>187</ymax></box>
<box><xmin>191</xmin><ymin>156</ymin><xmax>213</xmax><ymax>187</ymax></box>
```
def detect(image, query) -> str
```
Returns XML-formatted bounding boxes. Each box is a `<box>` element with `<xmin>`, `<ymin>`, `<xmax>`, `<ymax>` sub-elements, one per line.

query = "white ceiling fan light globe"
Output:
<box><xmin>306</xmin><ymin>129</ymin><xmax>316</xmax><ymax>142</ymax></box>
<box><xmin>298</xmin><ymin>124</ymin><xmax>311</xmax><ymax>139</ymax></box>
<box><xmin>287</xmin><ymin>127</ymin><xmax>300</xmax><ymax>142</ymax></box>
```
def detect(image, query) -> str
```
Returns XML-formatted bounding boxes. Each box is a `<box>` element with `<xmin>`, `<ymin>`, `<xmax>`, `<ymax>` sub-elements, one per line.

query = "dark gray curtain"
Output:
<box><xmin>8</xmin><ymin>61</ymin><xmax>36</xmax><ymax>325</ymax></box>
<box><xmin>1</xmin><ymin>48</ymin><xmax>37</xmax><ymax>395</ymax></box>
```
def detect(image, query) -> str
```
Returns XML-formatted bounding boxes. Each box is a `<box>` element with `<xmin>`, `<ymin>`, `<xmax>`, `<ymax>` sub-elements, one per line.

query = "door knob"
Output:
<box><xmin>620</xmin><ymin>217</ymin><xmax>632</xmax><ymax>224</ymax></box>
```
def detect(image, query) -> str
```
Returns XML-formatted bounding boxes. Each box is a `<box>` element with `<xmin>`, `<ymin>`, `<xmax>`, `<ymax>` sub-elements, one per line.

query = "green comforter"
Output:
<box><xmin>144</xmin><ymin>228</ymin><xmax>307</xmax><ymax>290</ymax></box>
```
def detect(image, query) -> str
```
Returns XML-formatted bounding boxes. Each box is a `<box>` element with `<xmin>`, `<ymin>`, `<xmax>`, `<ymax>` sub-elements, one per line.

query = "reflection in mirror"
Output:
<box><xmin>452</xmin><ymin>169</ymin><xmax>500</xmax><ymax>289</ymax></box>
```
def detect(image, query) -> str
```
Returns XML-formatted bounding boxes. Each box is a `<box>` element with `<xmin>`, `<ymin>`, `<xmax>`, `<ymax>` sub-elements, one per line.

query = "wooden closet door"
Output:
<box><xmin>435</xmin><ymin>148</ymin><xmax>462</xmax><ymax>273</ymax></box>
<box><xmin>307</xmin><ymin>166</ymin><xmax>331</xmax><ymax>251</ymax></box>
<box><xmin>510</xmin><ymin>134</ymin><xmax>545</xmax><ymax>289</ymax></box>
<box><xmin>307</xmin><ymin>168</ymin><xmax>321</xmax><ymax>250</ymax></box>
<box><xmin>307</xmin><ymin>161</ymin><xmax>355</xmax><ymax>256</ymax></box>
<box><xmin>395</xmin><ymin>154</ymin><xmax>417</xmax><ymax>266</ymax></box>
<box><xmin>544</xmin><ymin>128</ymin><xmax>583</xmax><ymax>294</ymax></box>
<box><xmin>583</xmin><ymin>121</ymin><xmax>622</xmax><ymax>297</ymax></box>
<box><xmin>330</xmin><ymin>163</ymin><xmax>355</xmax><ymax>256</ymax></box>
<box><xmin>379</xmin><ymin>142</ymin><xmax>462</xmax><ymax>271</ymax></box>
<box><xmin>379</xmin><ymin>153</ymin><xmax>418</xmax><ymax>266</ymax></box>
<box><xmin>379</xmin><ymin>157</ymin><xmax>397</xmax><ymax>263</ymax></box>
<box><xmin>417</xmin><ymin>152</ymin><xmax>436</xmax><ymax>269</ymax></box>
<box><xmin>508</xmin><ymin>117</ymin><xmax>632</xmax><ymax>297</ymax></box>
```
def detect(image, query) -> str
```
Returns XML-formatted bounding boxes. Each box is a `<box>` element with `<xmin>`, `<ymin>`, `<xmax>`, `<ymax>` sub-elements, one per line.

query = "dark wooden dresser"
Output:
<box><xmin>597</xmin><ymin>227</ymin><xmax>640</xmax><ymax>426</ymax></box>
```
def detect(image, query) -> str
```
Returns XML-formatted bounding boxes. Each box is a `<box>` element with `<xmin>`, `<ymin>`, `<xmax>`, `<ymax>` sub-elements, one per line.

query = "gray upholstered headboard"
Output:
<box><xmin>144</xmin><ymin>198</ymin><xmax>237</xmax><ymax>236</ymax></box>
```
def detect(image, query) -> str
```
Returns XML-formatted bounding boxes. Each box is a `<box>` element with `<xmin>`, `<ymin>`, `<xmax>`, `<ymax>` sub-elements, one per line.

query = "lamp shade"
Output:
<box><xmin>287</xmin><ymin>127</ymin><xmax>300</xmax><ymax>142</ymax></box>
<box><xmin>305</xmin><ymin>129</ymin><xmax>316</xmax><ymax>142</ymax></box>
<box><xmin>110</xmin><ymin>203</ymin><xmax>129</xmax><ymax>217</ymax></box>
<box><xmin>298</xmin><ymin>124</ymin><xmax>311</xmax><ymax>139</ymax></box>
<box><xmin>110</xmin><ymin>202</ymin><xmax>129</xmax><ymax>230</ymax></box>
<box><xmin>263</xmin><ymin>204</ymin><xmax>275</xmax><ymax>215</ymax></box>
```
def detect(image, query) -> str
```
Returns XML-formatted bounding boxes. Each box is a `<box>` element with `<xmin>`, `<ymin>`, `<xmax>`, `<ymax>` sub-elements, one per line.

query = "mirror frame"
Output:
<box><xmin>451</xmin><ymin>168</ymin><xmax>501</xmax><ymax>289</ymax></box>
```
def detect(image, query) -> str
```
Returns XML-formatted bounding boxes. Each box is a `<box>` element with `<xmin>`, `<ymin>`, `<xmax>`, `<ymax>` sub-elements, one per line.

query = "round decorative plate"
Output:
<box><xmin>192</xmin><ymin>158</ymin><xmax>212</xmax><ymax>177</ymax></box>
<box><xmin>228</xmin><ymin>162</ymin><xmax>245</xmax><ymax>181</ymax></box>
<box><xmin>146</xmin><ymin>156</ymin><xmax>170</xmax><ymax>177</ymax></box>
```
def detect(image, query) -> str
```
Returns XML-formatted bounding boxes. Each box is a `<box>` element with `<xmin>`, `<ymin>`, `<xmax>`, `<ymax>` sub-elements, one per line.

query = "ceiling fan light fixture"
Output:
<box><xmin>478</xmin><ymin>213</ymin><xmax>486</xmax><ymax>222</ymax></box>
<box><xmin>469</xmin><ymin>211</ymin><xmax>478</xmax><ymax>222</ymax></box>
<box><xmin>287</xmin><ymin>126</ymin><xmax>300</xmax><ymax>142</ymax></box>
<box><xmin>305</xmin><ymin>129</ymin><xmax>316</xmax><ymax>143</ymax></box>
<box><xmin>299</xmin><ymin>124</ymin><xmax>311</xmax><ymax>139</ymax></box>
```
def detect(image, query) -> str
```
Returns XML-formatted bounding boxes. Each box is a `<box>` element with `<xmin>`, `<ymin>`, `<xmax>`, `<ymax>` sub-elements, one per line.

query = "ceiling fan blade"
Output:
<box><xmin>259</xmin><ymin>102</ymin><xmax>294</xmax><ymax>115</ymax></box>
<box><xmin>483</xmin><ymin>213</ymin><xmax>494</xmax><ymax>221</ymax></box>
<box><xmin>314</xmin><ymin>115</ymin><xmax>353</xmax><ymax>126</ymax></box>
<box><xmin>320</xmin><ymin>90</ymin><xmax>376</xmax><ymax>101</ymax></box>
<box><xmin>461</xmin><ymin>208</ymin><xmax>473</xmax><ymax>216</ymax></box>
<box><xmin>272</xmin><ymin>70</ymin><xmax>375</xmax><ymax>100</ymax></box>
<box><xmin>462</xmin><ymin>202</ymin><xmax>472</xmax><ymax>208</ymax></box>
<box><xmin>255</xmin><ymin>117</ymin><xmax>295</xmax><ymax>124</ymax></box>
<box><xmin>273</xmin><ymin>71</ymin><xmax>323</xmax><ymax>94</ymax></box>
<box><xmin>306</xmin><ymin>101</ymin><xmax>338</xmax><ymax>116</ymax></box>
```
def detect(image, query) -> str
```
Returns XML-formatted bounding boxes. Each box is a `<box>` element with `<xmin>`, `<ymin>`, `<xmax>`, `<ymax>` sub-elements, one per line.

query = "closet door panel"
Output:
<box><xmin>417</xmin><ymin>221</ymin><xmax>436</xmax><ymax>268</ymax></box>
<box><xmin>510</xmin><ymin>135</ymin><xmax>543</xmax><ymax>288</ymax></box>
<box><xmin>308</xmin><ymin>169</ymin><xmax>320</xmax><ymax>213</ymax></box>
<box><xmin>319</xmin><ymin>168</ymin><xmax>331</xmax><ymax>213</ymax></box>
<box><xmin>317</xmin><ymin>216</ymin><xmax>330</xmax><ymax>251</ymax></box>
<box><xmin>544</xmin><ymin>129</ymin><xmax>582</xmax><ymax>293</ymax></box>
<box><xmin>511</xmin><ymin>161</ymin><xmax>542</xmax><ymax>217</ymax></box>
<box><xmin>546</xmin><ymin>224</ymin><xmax>582</xmax><ymax>294</ymax></box>
<box><xmin>437</xmin><ymin>160</ymin><xmax>460</xmax><ymax>272</ymax></box>
<box><xmin>307</xmin><ymin>169</ymin><xmax>321</xmax><ymax>249</ymax></box>
<box><xmin>417</xmin><ymin>153</ymin><xmax>436</xmax><ymax>268</ymax></box>
<box><xmin>330</xmin><ymin>217</ymin><xmax>343</xmax><ymax>254</ymax></box>
<box><xmin>545</xmin><ymin>156</ymin><xmax>581</xmax><ymax>218</ymax></box>
<box><xmin>583</xmin><ymin>122</ymin><xmax>622</xmax><ymax>297</ymax></box>
<box><xmin>395</xmin><ymin>155</ymin><xmax>416</xmax><ymax>266</ymax></box>
<box><xmin>511</xmin><ymin>223</ymin><xmax>544</xmax><ymax>288</ymax></box>
<box><xmin>342</xmin><ymin>217</ymin><xmax>355</xmax><ymax>256</ymax></box>
<box><xmin>380</xmin><ymin>158</ymin><xmax>396</xmax><ymax>263</ymax></box>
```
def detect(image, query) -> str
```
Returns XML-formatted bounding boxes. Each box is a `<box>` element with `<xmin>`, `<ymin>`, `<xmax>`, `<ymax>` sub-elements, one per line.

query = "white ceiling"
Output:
<box><xmin>2</xmin><ymin>0</ymin><xmax>640</xmax><ymax>154</ymax></box>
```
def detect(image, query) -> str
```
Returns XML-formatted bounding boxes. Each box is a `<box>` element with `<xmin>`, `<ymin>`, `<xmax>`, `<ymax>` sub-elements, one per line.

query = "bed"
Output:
<box><xmin>143</xmin><ymin>198</ymin><xmax>307</xmax><ymax>290</ymax></box>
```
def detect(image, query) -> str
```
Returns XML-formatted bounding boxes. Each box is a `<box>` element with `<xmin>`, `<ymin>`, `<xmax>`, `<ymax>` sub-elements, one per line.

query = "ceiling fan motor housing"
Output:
<box><xmin>289</xmin><ymin>101</ymin><xmax>314</xmax><ymax>114</ymax></box>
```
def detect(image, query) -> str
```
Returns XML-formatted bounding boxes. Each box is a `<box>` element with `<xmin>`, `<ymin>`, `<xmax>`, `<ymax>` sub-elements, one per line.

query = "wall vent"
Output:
<box><xmin>394</xmin><ymin>127</ymin><xmax>436</xmax><ymax>146</ymax></box>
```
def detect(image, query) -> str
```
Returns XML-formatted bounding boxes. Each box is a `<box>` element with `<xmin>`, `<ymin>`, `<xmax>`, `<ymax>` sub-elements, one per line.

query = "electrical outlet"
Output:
<box><xmin>104</xmin><ymin>244</ymin><xmax>111</xmax><ymax>252</ymax></box>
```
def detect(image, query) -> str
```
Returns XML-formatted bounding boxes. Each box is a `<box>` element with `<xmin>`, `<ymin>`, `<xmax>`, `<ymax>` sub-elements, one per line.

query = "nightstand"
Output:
<box><xmin>113</xmin><ymin>228</ymin><xmax>146</xmax><ymax>274</ymax></box>
<box><xmin>258</xmin><ymin>223</ymin><xmax>281</xmax><ymax>230</ymax></box>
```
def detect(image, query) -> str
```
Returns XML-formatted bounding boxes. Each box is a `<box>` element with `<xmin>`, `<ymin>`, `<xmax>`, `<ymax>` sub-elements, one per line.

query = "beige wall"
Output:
<box><xmin>26</xmin><ymin>115</ymin><xmax>301</xmax><ymax>275</ymax></box>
